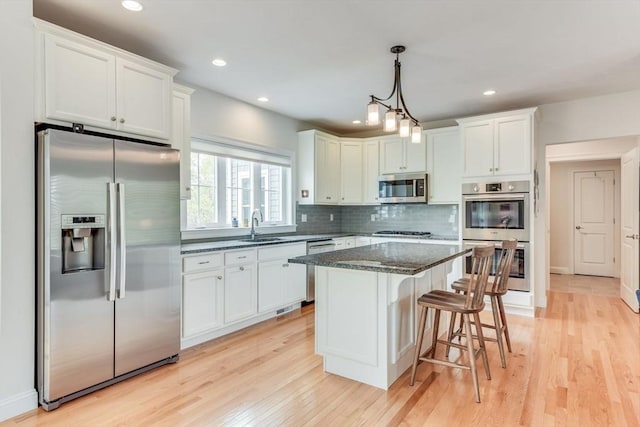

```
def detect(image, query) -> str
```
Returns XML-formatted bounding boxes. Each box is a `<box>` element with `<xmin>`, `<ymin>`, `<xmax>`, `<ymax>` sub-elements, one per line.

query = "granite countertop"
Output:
<box><xmin>288</xmin><ymin>242</ymin><xmax>470</xmax><ymax>275</ymax></box>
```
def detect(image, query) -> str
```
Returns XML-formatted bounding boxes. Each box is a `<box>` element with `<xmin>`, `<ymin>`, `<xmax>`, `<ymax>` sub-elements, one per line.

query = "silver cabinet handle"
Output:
<box><xmin>238</xmin><ymin>256</ymin><xmax>247</xmax><ymax>259</ymax></box>
<box><xmin>239</xmin><ymin>266</ymin><xmax>245</xmax><ymax>271</ymax></box>
<box><xmin>117</xmin><ymin>183</ymin><xmax>126</xmax><ymax>299</ymax></box>
<box><xmin>198</xmin><ymin>261</ymin><xmax>210</xmax><ymax>265</ymax></box>
<box><xmin>119</xmin><ymin>118</ymin><xmax>125</xmax><ymax>124</ymax></box>
<box><xmin>108</xmin><ymin>183</ymin><xmax>117</xmax><ymax>301</ymax></box>
<box><xmin>110</xmin><ymin>116</ymin><xmax>117</xmax><ymax>122</ymax></box>
<box><xmin>282</xmin><ymin>263</ymin><xmax>289</xmax><ymax>268</ymax></box>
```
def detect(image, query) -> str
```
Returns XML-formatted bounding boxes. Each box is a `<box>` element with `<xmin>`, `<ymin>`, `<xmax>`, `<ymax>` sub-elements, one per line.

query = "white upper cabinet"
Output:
<box><xmin>298</xmin><ymin>130</ymin><xmax>340</xmax><ymax>204</ymax></box>
<box><xmin>458</xmin><ymin>108</ymin><xmax>536</xmax><ymax>179</ymax></box>
<box><xmin>362</xmin><ymin>140</ymin><xmax>380</xmax><ymax>204</ymax></box>
<box><xmin>37</xmin><ymin>20</ymin><xmax>177</xmax><ymax>140</ymax></box>
<box><xmin>340</xmin><ymin>139</ymin><xmax>363</xmax><ymax>204</ymax></box>
<box><xmin>426</xmin><ymin>127</ymin><xmax>462</xmax><ymax>204</ymax></box>
<box><xmin>379</xmin><ymin>136</ymin><xmax>426</xmax><ymax>174</ymax></box>
<box><xmin>172</xmin><ymin>84</ymin><xmax>195</xmax><ymax>200</ymax></box>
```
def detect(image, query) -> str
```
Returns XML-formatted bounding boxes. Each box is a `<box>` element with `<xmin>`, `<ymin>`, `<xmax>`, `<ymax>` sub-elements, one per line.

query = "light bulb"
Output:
<box><xmin>411</xmin><ymin>124</ymin><xmax>422</xmax><ymax>143</ymax></box>
<box><xmin>383</xmin><ymin>110</ymin><xmax>397</xmax><ymax>132</ymax></box>
<box><xmin>367</xmin><ymin>102</ymin><xmax>380</xmax><ymax>126</ymax></box>
<box><xmin>399</xmin><ymin>117</ymin><xmax>411</xmax><ymax>137</ymax></box>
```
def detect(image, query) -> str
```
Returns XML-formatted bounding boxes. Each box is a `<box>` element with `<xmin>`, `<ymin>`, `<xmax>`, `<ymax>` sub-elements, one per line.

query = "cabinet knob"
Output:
<box><xmin>495</xmin><ymin>167</ymin><xmax>499</xmax><ymax>171</ymax></box>
<box><xmin>239</xmin><ymin>266</ymin><xmax>245</xmax><ymax>271</ymax></box>
<box><xmin>185</xmin><ymin>187</ymin><xmax>191</xmax><ymax>191</ymax></box>
<box><xmin>119</xmin><ymin>118</ymin><xmax>125</xmax><ymax>124</ymax></box>
<box><xmin>282</xmin><ymin>263</ymin><xmax>289</xmax><ymax>268</ymax></box>
<box><xmin>217</xmin><ymin>275</ymin><xmax>223</xmax><ymax>280</ymax></box>
<box><xmin>110</xmin><ymin>116</ymin><xmax>117</xmax><ymax>122</ymax></box>
<box><xmin>489</xmin><ymin>168</ymin><xmax>493</xmax><ymax>172</ymax></box>
<box><xmin>326</xmin><ymin>196</ymin><xmax>331</xmax><ymax>200</ymax></box>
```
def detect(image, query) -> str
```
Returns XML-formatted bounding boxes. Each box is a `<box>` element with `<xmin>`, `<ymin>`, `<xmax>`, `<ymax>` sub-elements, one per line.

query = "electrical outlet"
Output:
<box><xmin>330</xmin><ymin>214</ymin><xmax>334</xmax><ymax>221</ymax></box>
<box><xmin>301</xmin><ymin>214</ymin><xmax>307</xmax><ymax>222</ymax></box>
<box><xmin>371</xmin><ymin>214</ymin><xmax>376</xmax><ymax>222</ymax></box>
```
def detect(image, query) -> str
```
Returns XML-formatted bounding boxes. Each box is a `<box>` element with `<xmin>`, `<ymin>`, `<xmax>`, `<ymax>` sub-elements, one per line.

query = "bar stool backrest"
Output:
<box><xmin>464</xmin><ymin>245</ymin><xmax>494</xmax><ymax>310</ymax></box>
<box><xmin>491</xmin><ymin>239</ymin><xmax>518</xmax><ymax>295</ymax></box>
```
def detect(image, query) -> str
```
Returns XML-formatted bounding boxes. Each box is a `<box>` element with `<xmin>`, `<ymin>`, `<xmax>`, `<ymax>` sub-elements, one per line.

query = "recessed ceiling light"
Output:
<box><xmin>352</xmin><ymin>120</ymin><xmax>362</xmax><ymax>124</ymax></box>
<box><xmin>121</xmin><ymin>1</ymin><xmax>143</xmax><ymax>12</ymax></box>
<box><xmin>211</xmin><ymin>58</ymin><xmax>227</xmax><ymax>67</ymax></box>
<box><xmin>483</xmin><ymin>89</ymin><xmax>496</xmax><ymax>96</ymax></box>
<box><xmin>257</xmin><ymin>97</ymin><xmax>269</xmax><ymax>102</ymax></box>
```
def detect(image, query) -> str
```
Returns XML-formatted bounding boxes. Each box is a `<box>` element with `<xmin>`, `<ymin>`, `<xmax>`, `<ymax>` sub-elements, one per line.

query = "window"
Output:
<box><xmin>186</xmin><ymin>138</ymin><xmax>292</xmax><ymax>230</ymax></box>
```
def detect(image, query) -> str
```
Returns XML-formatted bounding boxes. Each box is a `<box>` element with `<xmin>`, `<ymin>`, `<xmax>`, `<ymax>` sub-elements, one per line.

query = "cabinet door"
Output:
<box><xmin>494</xmin><ymin>115</ymin><xmax>531</xmax><ymax>176</ymax></box>
<box><xmin>355</xmin><ymin>237</ymin><xmax>372</xmax><ymax>247</ymax></box>
<box><xmin>379</xmin><ymin>137</ymin><xmax>406</xmax><ymax>174</ymax></box>
<box><xmin>315</xmin><ymin>135</ymin><xmax>340</xmax><ymax>204</ymax></box>
<box><xmin>340</xmin><ymin>141</ymin><xmax>363</xmax><ymax>204</ymax></box>
<box><xmin>363</xmin><ymin>140</ymin><xmax>380</xmax><ymax>204</ymax></box>
<box><xmin>283</xmin><ymin>262</ymin><xmax>307</xmax><ymax>305</ymax></box>
<box><xmin>44</xmin><ymin>34</ymin><xmax>117</xmax><ymax>129</ymax></box>
<box><xmin>172</xmin><ymin>89</ymin><xmax>192</xmax><ymax>199</ymax></box>
<box><xmin>427</xmin><ymin>128</ymin><xmax>461</xmax><ymax>204</ymax></box>
<box><xmin>116</xmin><ymin>58</ymin><xmax>172</xmax><ymax>139</ymax></box>
<box><xmin>404</xmin><ymin>137</ymin><xmax>427</xmax><ymax>173</ymax></box>
<box><xmin>182</xmin><ymin>270</ymin><xmax>224</xmax><ymax>337</ymax></box>
<box><xmin>258</xmin><ymin>260</ymin><xmax>284</xmax><ymax>313</ymax></box>
<box><xmin>462</xmin><ymin>120</ymin><xmax>494</xmax><ymax>177</ymax></box>
<box><xmin>224</xmin><ymin>263</ymin><xmax>257</xmax><ymax>323</ymax></box>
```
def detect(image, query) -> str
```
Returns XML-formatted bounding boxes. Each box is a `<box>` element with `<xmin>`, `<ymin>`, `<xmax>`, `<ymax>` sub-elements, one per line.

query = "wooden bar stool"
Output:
<box><xmin>409</xmin><ymin>245</ymin><xmax>494</xmax><ymax>403</ymax></box>
<box><xmin>446</xmin><ymin>239</ymin><xmax>517</xmax><ymax>369</ymax></box>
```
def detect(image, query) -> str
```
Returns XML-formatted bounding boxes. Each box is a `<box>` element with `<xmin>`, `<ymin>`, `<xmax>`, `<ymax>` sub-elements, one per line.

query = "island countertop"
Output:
<box><xmin>289</xmin><ymin>242</ymin><xmax>470</xmax><ymax>276</ymax></box>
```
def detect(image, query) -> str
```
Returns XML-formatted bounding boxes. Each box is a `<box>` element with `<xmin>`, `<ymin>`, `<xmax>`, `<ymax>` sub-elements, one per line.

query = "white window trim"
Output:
<box><xmin>181</xmin><ymin>133</ymin><xmax>296</xmax><ymax>240</ymax></box>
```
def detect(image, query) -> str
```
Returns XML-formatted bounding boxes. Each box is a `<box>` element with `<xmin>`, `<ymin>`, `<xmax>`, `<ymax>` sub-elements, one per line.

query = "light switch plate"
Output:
<box><xmin>301</xmin><ymin>214</ymin><xmax>307</xmax><ymax>222</ymax></box>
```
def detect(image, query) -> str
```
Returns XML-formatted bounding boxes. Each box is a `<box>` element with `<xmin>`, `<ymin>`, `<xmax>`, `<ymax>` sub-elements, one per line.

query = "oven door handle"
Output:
<box><xmin>463</xmin><ymin>194</ymin><xmax>526</xmax><ymax>201</ymax></box>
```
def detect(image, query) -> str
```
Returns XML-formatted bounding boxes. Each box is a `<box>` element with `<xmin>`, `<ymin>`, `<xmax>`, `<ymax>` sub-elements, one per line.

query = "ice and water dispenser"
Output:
<box><xmin>61</xmin><ymin>215</ymin><xmax>106</xmax><ymax>273</ymax></box>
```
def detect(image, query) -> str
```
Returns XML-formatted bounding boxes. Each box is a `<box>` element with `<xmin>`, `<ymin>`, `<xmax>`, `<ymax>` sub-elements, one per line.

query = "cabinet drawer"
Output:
<box><xmin>225</xmin><ymin>248</ymin><xmax>257</xmax><ymax>265</ymax></box>
<box><xmin>258</xmin><ymin>243</ymin><xmax>306</xmax><ymax>261</ymax></box>
<box><xmin>183</xmin><ymin>253</ymin><xmax>223</xmax><ymax>273</ymax></box>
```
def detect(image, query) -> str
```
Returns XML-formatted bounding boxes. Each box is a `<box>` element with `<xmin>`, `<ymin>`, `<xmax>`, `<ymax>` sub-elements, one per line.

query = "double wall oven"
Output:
<box><xmin>462</xmin><ymin>181</ymin><xmax>530</xmax><ymax>292</ymax></box>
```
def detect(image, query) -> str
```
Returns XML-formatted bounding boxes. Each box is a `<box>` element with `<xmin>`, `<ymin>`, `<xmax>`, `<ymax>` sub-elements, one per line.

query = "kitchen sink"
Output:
<box><xmin>238</xmin><ymin>237</ymin><xmax>283</xmax><ymax>243</ymax></box>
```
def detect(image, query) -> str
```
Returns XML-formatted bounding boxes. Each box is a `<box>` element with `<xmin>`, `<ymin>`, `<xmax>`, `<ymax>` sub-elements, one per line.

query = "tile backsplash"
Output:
<box><xmin>296</xmin><ymin>203</ymin><xmax>459</xmax><ymax>237</ymax></box>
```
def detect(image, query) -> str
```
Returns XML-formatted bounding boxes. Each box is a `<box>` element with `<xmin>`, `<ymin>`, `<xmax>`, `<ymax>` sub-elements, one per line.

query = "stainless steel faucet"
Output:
<box><xmin>250</xmin><ymin>209</ymin><xmax>263</xmax><ymax>240</ymax></box>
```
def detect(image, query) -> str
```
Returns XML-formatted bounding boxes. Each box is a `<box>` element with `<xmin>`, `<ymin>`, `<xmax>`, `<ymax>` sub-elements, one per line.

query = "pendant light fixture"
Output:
<box><xmin>367</xmin><ymin>45</ymin><xmax>422</xmax><ymax>143</ymax></box>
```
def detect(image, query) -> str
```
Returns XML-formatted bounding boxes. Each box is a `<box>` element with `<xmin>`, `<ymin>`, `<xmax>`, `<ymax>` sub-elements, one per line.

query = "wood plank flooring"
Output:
<box><xmin>5</xmin><ymin>277</ymin><xmax>640</xmax><ymax>426</ymax></box>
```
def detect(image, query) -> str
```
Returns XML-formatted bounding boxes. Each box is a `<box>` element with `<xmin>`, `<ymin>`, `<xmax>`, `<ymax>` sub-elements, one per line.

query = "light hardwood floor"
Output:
<box><xmin>5</xmin><ymin>278</ymin><xmax>640</xmax><ymax>426</ymax></box>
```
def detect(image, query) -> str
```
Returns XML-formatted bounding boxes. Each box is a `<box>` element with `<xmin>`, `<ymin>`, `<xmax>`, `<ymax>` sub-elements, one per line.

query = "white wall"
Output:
<box><xmin>0</xmin><ymin>0</ymin><xmax>37</xmax><ymax>422</ymax></box>
<box><xmin>187</xmin><ymin>82</ymin><xmax>309</xmax><ymax>152</ymax></box>
<box><xmin>534</xmin><ymin>90</ymin><xmax>640</xmax><ymax>308</ymax></box>
<box><xmin>549</xmin><ymin>159</ymin><xmax>621</xmax><ymax>276</ymax></box>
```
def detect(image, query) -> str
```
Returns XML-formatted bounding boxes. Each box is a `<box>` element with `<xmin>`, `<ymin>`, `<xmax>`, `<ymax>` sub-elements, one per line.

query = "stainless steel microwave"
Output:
<box><xmin>378</xmin><ymin>173</ymin><xmax>428</xmax><ymax>204</ymax></box>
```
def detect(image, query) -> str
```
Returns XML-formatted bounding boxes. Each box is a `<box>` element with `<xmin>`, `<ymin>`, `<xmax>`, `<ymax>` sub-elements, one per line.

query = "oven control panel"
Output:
<box><xmin>463</xmin><ymin>181</ymin><xmax>529</xmax><ymax>194</ymax></box>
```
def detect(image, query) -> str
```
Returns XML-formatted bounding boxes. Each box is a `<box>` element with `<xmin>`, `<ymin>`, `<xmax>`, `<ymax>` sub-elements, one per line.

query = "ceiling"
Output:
<box><xmin>33</xmin><ymin>0</ymin><xmax>640</xmax><ymax>135</ymax></box>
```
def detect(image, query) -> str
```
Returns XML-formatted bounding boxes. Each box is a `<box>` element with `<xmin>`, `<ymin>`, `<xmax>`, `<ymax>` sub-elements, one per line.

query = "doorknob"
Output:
<box><xmin>625</xmin><ymin>234</ymin><xmax>640</xmax><ymax>239</ymax></box>
<box><xmin>575</xmin><ymin>226</ymin><xmax>582</xmax><ymax>230</ymax></box>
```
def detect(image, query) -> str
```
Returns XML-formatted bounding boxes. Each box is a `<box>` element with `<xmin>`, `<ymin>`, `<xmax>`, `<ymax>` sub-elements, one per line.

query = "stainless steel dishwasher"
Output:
<box><xmin>305</xmin><ymin>239</ymin><xmax>336</xmax><ymax>302</ymax></box>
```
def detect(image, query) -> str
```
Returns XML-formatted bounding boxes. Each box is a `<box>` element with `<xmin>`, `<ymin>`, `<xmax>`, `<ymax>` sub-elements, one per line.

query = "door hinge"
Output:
<box><xmin>613</xmin><ymin>218</ymin><xmax>616</xmax><ymax>224</ymax></box>
<box><xmin>613</xmin><ymin>257</ymin><xmax>615</xmax><ymax>263</ymax></box>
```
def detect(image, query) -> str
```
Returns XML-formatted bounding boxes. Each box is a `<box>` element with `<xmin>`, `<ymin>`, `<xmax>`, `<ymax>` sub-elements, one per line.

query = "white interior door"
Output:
<box><xmin>620</xmin><ymin>148</ymin><xmax>639</xmax><ymax>312</ymax></box>
<box><xmin>573</xmin><ymin>170</ymin><xmax>615</xmax><ymax>276</ymax></box>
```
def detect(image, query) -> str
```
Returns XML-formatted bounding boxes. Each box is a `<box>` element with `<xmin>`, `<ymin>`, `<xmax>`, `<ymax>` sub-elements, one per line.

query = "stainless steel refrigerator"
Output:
<box><xmin>36</xmin><ymin>127</ymin><xmax>181</xmax><ymax>410</ymax></box>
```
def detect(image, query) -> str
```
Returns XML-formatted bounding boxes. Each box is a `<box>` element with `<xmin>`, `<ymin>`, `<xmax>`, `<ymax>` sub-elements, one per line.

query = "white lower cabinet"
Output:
<box><xmin>182</xmin><ymin>269</ymin><xmax>224</xmax><ymax>337</ymax></box>
<box><xmin>258</xmin><ymin>243</ymin><xmax>306</xmax><ymax>313</ymax></box>
<box><xmin>224</xmin><ymin>262</ymin><xmax>258</xmax><ymax>324</ymax></box>
<box><xmin>334</xmin><ymin>236</ymin><xmax>356</xmax><ymax>250</ymax></box>
<box><xmin>182</xmin><ymin>243</ymin><xmax>306</xmax><ymax>349</ymax></box>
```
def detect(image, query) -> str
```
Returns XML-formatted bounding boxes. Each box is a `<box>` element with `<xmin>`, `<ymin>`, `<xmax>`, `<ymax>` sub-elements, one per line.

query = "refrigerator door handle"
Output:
<box><xmin>108</xmin><ymin>183</ymin><xmax>117</xmax><ymax>301</ymax></box>
<box><xmin>117</xmin><ymin>182</ymin><xmax>127</xmax><ymax>299</ymax></box>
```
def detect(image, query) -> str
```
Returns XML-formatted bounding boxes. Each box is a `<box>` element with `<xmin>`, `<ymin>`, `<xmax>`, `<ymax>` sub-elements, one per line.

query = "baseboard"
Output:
<box><xmin>549</xmin><ymin>266</ymin><xmax>570</xmax><ymax>275</ymax></box>
<box><xmin>0</xmin><ymin>389</ymin><xmax>38</xmax><ymax>422</ymax></box>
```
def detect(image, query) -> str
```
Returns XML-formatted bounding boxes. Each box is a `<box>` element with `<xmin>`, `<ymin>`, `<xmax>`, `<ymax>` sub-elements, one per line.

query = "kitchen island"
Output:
<box><xmin>289</xmin><ymin>242</ymin><xmax>469</xmax><ymax>389</ymax></box>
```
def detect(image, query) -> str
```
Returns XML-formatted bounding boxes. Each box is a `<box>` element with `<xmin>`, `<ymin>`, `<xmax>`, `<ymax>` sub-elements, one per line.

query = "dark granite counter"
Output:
<box><xmin>180</xmin><ymin>234</ymin><xmax>346</xmax><ymax>255</ymax></box>
<box><xmin>288</xmin><ymin>242</ymin><xmax>469</xmax><ymax>275</ymax></box>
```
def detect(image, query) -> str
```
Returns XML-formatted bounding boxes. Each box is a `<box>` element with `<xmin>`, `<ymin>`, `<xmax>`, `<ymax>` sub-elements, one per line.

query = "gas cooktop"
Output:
<box><xmin>372</xmin><ymin>230</ymin><xmax>432</xmax><ymax>237</ymax></box>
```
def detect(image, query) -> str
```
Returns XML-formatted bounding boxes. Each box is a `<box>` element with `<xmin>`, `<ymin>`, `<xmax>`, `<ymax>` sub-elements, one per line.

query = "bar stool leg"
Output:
<box><xmin>497</xmin><ymin>296</ymin><xmax>512</xmax><ymax>352</ymax></box>
<box><xmin>410</xmin><ymin>305</ymin><xmax>428</xmax><ymax>386</ymax></box>
<box><xmin>430</xmin><ymin>309</ymin><xmax>441</xmax><ymax>358</ymax></box>
<box><xmin>463</xmin><ymin>313</ymin><xmax>481</xmax><ymax>403</ymax></box>
<box><xmin>473</xmin><ymin>311</ymin><xmax>491</xmax><ymax>380</ymax></box>
<box><xmin>491</xmin><ymin>296</ymin><xmax>507</xmax><ymax>368</ymax></box>
<box><xmin>445</xmin><ymin>312</ymin><xmax>457</xmax><ymax>357</ymax></box>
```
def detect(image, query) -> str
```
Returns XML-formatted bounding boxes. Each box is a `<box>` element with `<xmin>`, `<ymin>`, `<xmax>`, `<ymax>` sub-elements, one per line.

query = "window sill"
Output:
<box><xmin>181</xmin><ymin>224</ymin><xmax>298</xmax><ymax>241</ymax></box>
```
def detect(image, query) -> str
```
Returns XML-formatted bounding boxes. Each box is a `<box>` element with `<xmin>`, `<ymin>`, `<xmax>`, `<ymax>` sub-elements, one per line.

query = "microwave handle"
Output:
<box><xmin>463</xmin><ymin>194</ymin><xmax>526</xmax><ymax>200</ymax></box>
